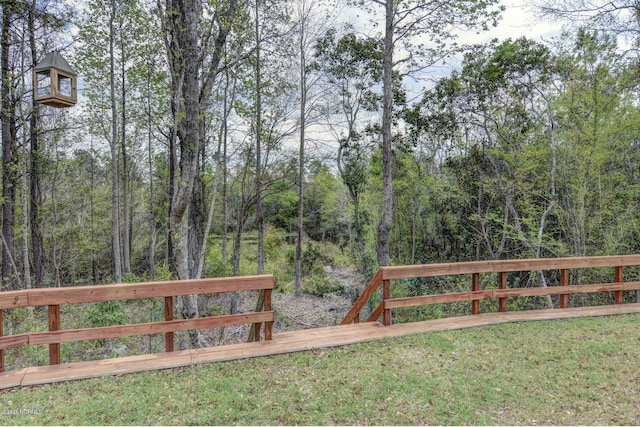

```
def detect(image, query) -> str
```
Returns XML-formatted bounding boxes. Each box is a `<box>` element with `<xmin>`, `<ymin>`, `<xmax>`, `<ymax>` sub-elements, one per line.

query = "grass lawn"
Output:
<box><xmin>1</xmin><ymin>314</ymin><xmax>639</xmax><ymax>425</ymax></box>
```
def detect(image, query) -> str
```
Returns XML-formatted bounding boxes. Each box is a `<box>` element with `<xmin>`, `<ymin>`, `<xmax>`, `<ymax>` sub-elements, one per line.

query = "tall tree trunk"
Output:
<box><xmin>169</xmin><ymin>0</ymin><xmax>203</xmax><ymax>347</ymax></box>
<box><xmin>120</xmin><ymin>38</ymin><xmax>131</xmax><ymax>275</ymax></box>
<box><xmin>221</xmin><ymin>65</ymin><xmax>230</xmax><ymax>266</ymax></box>
<box><xmin>109</xmin><ymin>0</ymin><xmax>123</xmax><ymax>283</ymax></box>
<box><xmin>147</xmin><ymin>63</ymin><xmax>156</xmax><ymax>280</ymax></box>
<box><xmin>1</xmin><ymin>3</ymin><xmax>17</xmax><ymax>289</ymax></box>
<box><xmin>188</xmin><ymin>149</ymin><xmax>206</xmax><ymax>278</ymax></box>
<box><xmin>353</xmin><ymin>195</ymin><xmax>368</xmax><ymax>306</ymax></box>
<box><xmin>19</xmin><ymin>55</ymin><xmax>31</xmax><ymax>290</ymax></box>
<box><xmin>164</xmin><ymin>0</ymin><xmax>202</xmax><ymax>348</ymax></box>
<box><xmin>195</xmin><ymin>146</ymin><xmax>222</xmax><ymax>279</ymax></box>
<box><xmin>232</xmin><ymin>204</ymin><xmax>246</xmax><ymax>276</ymax></box>
<box><xmin>195</xmin><ymin>76</ymin><xmax>233</xmax><ymax>278</ymax></box>
<box><xmin>50</xmin><ymin>142</ymin><xmax>61</xmax><ymax>287</ymax></box>
<box><xmin>411</xmin><ymin>193</ymin><xmax>418</xmax><ymax>265</ymax></box>
<box><xmin>90</xmin><ymin>138</ymin><xmax>97</xmax><ymax>283</ymax></box>
<box><xmin>376</xmin><ymin>0</ymin><xmax>394</xmax><ymax>268</ymax></box>
<box><xmin>336</xmin><ymin>133</ymin><xmax>368</xmax><ymax>296</ymax></box>
<box><xmin>162</xmin><ymin>0</ymin><xmax>237</xmax><ymax>347</ymax></box>
<box><xmin>255</xmin><ymin>0</ymin><xmax>265</xmax><ymax>275</ymax></box>
<box><xmin>294</xmin><ymin>6</ymin><xmax>306</xmax><ymax>297</ymax></box>
<box><xmin>167</xmin><ymin>100</ymin><xmax>176</xmax><ymax>273</ymax></box>
<box><xmin>28</xmin><ymin>0</ymin><xmax>43</xmax><ymax>289</ymax></box>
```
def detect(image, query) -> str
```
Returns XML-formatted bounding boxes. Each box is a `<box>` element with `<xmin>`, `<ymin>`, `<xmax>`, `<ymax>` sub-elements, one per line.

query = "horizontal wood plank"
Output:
<box><xmin>0</xmin><ymin>334</ymin><xmax>29</xmax><ymax>350</ymax></box>
<box><xmin>0</xmin><ymin>370</ymin><xmax>25</xmax><ymax>389</ymax></box>
<box><xmin>28</xmin><ymin>311</ymin><xmax>274</xmax><ymax>345</ymax></box>
<box><xmin>380</xmin><ymin>255</ymin><xmax>640</xmax><ymax>280</ymax></box>
<box><xmin>0</xmin><ymin>291</ymin><xmax>30</xmax><ymax>309</ymax></box>
<box><xmin>385</xmin><ymin>290</ymin><xmax>494</xmax><ymax>309</ymax></box>
<box><xmin>27</xmin><ymin>275</ymin><xmax>274</xmax><ymax>306</ymax></box>
<box><xmin>492</xmin><ymin>282</ymin><xmax>640</xmax><ymax>298</ymax></box>
<box><xmin>384</xmin><ymin>282</ymin><xmax>640</xmax><ymax>309</ymax></box>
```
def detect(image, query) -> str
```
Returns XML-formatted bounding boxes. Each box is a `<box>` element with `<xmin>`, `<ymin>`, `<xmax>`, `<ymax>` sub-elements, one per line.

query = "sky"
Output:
<box><xmin>489</xmin><ymin>0</ymin><xmax>563</xmax><ymax>42</ymax></box>
<box><xmin>340</xmin><ymin>0</ymin><xmax>563</xmax><ymax>41</ymax></box>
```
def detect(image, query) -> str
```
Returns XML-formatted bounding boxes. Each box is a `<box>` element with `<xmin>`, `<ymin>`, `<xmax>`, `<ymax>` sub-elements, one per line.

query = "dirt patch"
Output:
<box><xmin>272</xmin><ymin>292</ymin><xmax>351</xmax><ymax>330</ymax></box>
<box><xmin>273</xmin><ymin>265</ymin><xmax>363</xmax><ymax>331</ymax></box>
<box><xmin>210</xmin><ymin>265</ymin><xmax>364</xmax><ymax>344</ymax></box>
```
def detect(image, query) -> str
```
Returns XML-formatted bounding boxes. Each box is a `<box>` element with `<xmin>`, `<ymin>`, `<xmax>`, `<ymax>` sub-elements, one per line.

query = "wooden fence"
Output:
<box><xmin>0</xmin><ymin>275</ymin><xmax>274</xmax><ymax>372</ymax></box>
<box><xmin>342</xmin><ymin>255</ymin><xmax>640</xmax><ymax>325</ymax></box>
<box><xmin>3</xmin><ymin>255</ymin><xmax>640</xmax><ymax>376</ymax></box>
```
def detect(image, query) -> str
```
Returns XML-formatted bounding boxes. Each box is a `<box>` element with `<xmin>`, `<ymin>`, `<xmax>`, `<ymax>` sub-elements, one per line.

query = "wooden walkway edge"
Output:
<box><xmin>2</xmin><ymin>303</ymin><xmax>640</xmax><ymax>390</ymax></box>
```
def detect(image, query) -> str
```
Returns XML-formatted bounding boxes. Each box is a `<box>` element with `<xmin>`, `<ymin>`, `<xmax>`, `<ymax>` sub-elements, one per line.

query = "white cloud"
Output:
<box><xmin>459</xmin><ymin>0</ymin><xmax>563</xmax><ymax>44</ymax></box>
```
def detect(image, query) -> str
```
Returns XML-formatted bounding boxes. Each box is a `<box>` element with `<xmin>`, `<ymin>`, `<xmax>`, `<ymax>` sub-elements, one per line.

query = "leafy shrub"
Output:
<box><xmin>287</xmin><ymin>242</ymin><xmax>332</xmax><ymax>276</ymax></box>
<box><xmin>154</xmin><ymin>264</ymin><xmax>174</xmax><ymax>281</ymax></box>
<box><xmin>87</xmin><ymin>300</ymin><xmax>127</xmax><ymax>329</ymax></box>
<box><xmin>23</xmin><ymin>343</ymin><xmax>48</xmax><ymax>367</ymax></box>
<box><xmin>394</xmin><ymin>304</ymin><xmax>444</xmax><ymax>323</ymax></box>
<box><xmin>303</xmin><ymin>276</ymin><xmax>345</xmax><ymax>297</ymax></box>
<box><xmin>123</xmin><ymin>272</ymin><xmax>142</xmax><ymax>283</ymax></box>
<box><xmin>207</xmin><ymin>258</ymin><xmax>234</xmax><ymax>278</ymax></box>
<box><xmin>265</xmin><ymin>233</ymin><xmax>284</xmax><ymax>259</ymax></box>
<box><xmin>86</xmin><ymin>300</ymin><xmax>128</xmax><ymax>347</ymax></box>
<box><xmin>405</xmin><ymin>277</ymin><xmax>430</xmax><ymax>296</ymax></box>
<box><xmin>361</xmin><ymin>252</ymin><xmax>378</xmax><ymax>281</ymax></box>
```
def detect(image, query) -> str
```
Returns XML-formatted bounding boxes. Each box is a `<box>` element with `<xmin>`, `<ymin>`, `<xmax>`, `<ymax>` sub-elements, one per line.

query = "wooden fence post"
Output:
<box><xmin>382</xmin><ymin>279</ymin><xmax>391</xmax><ymax>326</ymax></box>
<box><xmin>264</xmin><ymin>288</ymin><xmax>273</xmax><ymax>341</ymax></box>
<box><xmin>48</xmin><ymin>305</ymin><xmax>61</xmax><ymax>365</ymax></box>
<box><xmin>164</xmin><ymin>296</ymin><xmax>174</xmax><ymax>352</ymax></box>
<box><xmin>498</xmin><ymin>272</ymin><xmax>507</xmax><ymax>313</ymax></box>
<box><xmin>0</xmin><ymin>308</ymin><xmax>3</xmax><ymax>372</ymax></box>
<box><xmin>614</xmin><ymin>266</ymin><xmax>624</xmax><ymax>305</ymax></box>
<box><xmin>472</xmin><ymin>273</ymin><xmax>480</xmax><ymax>315</ymax></box>
<box><xmin>559</xmin><ymin>269</ymin><xmax>569</xmax><ymax>308</ymax></box>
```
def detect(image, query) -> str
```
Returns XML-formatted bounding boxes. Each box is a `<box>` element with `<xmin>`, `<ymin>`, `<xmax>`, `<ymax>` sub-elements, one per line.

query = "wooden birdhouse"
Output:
<box><xmin>33</xmin><ymin>52</ymin><xmax>77</xmax><ymax>108</ymax></box>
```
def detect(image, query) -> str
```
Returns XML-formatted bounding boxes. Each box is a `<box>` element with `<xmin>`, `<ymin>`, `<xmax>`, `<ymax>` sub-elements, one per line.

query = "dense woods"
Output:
<box><xmin>2</xmin><ymin>0</ymin><xmax>640</xmax><ymax>311</ymax></box>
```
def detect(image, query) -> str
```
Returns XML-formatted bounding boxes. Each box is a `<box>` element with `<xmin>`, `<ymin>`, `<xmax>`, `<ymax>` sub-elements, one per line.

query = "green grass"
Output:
<box><xmin>2</xmin><ymin>314</ymin><xmax>640</xmax><ymax>425</ymax></box>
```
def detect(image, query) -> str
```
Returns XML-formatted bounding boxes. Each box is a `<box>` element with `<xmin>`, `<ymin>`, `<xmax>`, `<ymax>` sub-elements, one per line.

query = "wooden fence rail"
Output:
<box><xmin>0</xmin><ymin>275</ymin><xmax>275</xmax><ymax>373</ymax></box>
<box><xmin>342</xmin><ymin>255</ymin><xmax>640</xmax><ymax>325</ymax></box>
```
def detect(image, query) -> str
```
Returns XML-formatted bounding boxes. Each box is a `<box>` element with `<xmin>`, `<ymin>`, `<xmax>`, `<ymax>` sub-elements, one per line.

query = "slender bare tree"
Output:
<box><xmin>159</xmin><ymin>0</ymin><xmax>238</xmax><ymax>348</ymax></box>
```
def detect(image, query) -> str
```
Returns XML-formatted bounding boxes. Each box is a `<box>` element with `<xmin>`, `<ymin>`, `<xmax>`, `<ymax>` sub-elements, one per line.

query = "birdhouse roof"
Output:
<box><xmin>34</xmin><ymin>51</ymin><xmax>76</xmax><ymax>76</ymax></box>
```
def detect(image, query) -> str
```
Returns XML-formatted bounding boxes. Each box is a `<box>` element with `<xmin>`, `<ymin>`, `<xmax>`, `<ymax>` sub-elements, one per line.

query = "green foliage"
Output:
<box><xmin>264</xmin><ymin>185</ymin><xmax>298</xmax><ymax>231</ymax></box>
<box><xmin>401</xmin><ymin>31</ymin><xmax>640</xmax><ymax>267</ymax></box>
<box><xmin>264</xmin><ymin>232</ymin><xmax>284</xmax><ymax>259</ymax></box>
<box><xmin>313</xmin><ymin>29</ymin><xmax>383</xmax><ymax>95</ymax></box>
<box><xmin>206</xmin><ymin>258</ymin><xmax>235</xmax><ymax>278</ymax></box>
<box><xmin>151</xmin><ymin>264</ymin><xmax>174</xmax><ymax>282</ymax></box>
<box><xmin>287</xmin><ymin>241</ymin><xmax>335</xmax><ymax>277</ymax></box>
<box><xmin>87</xmin><ymin>301</ymin><xmax>128</xmax><ymax>330</ymax></box>
<box><xmin>22</xmin><ymin>344</ymin><xmax>49</xmax><ymax>368</ymax></box>
<box><xmin>404</xmin><ymin>277</ymin><xmax>429</xmax><ymax>297</ymax></box>
<box><xmin>302</xmin><ymin>276</ymin><xmax>345</xmax><ymax>297</ymax></box>
<box><xmin>122</xmin><ymin>273</ymin><xmax>141</xmax><ymax>284</ymax></box>
<box><xmin>303</xmin><ymin>165</ymin><xmax>350</xmax><ymax>243</ymax></box>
